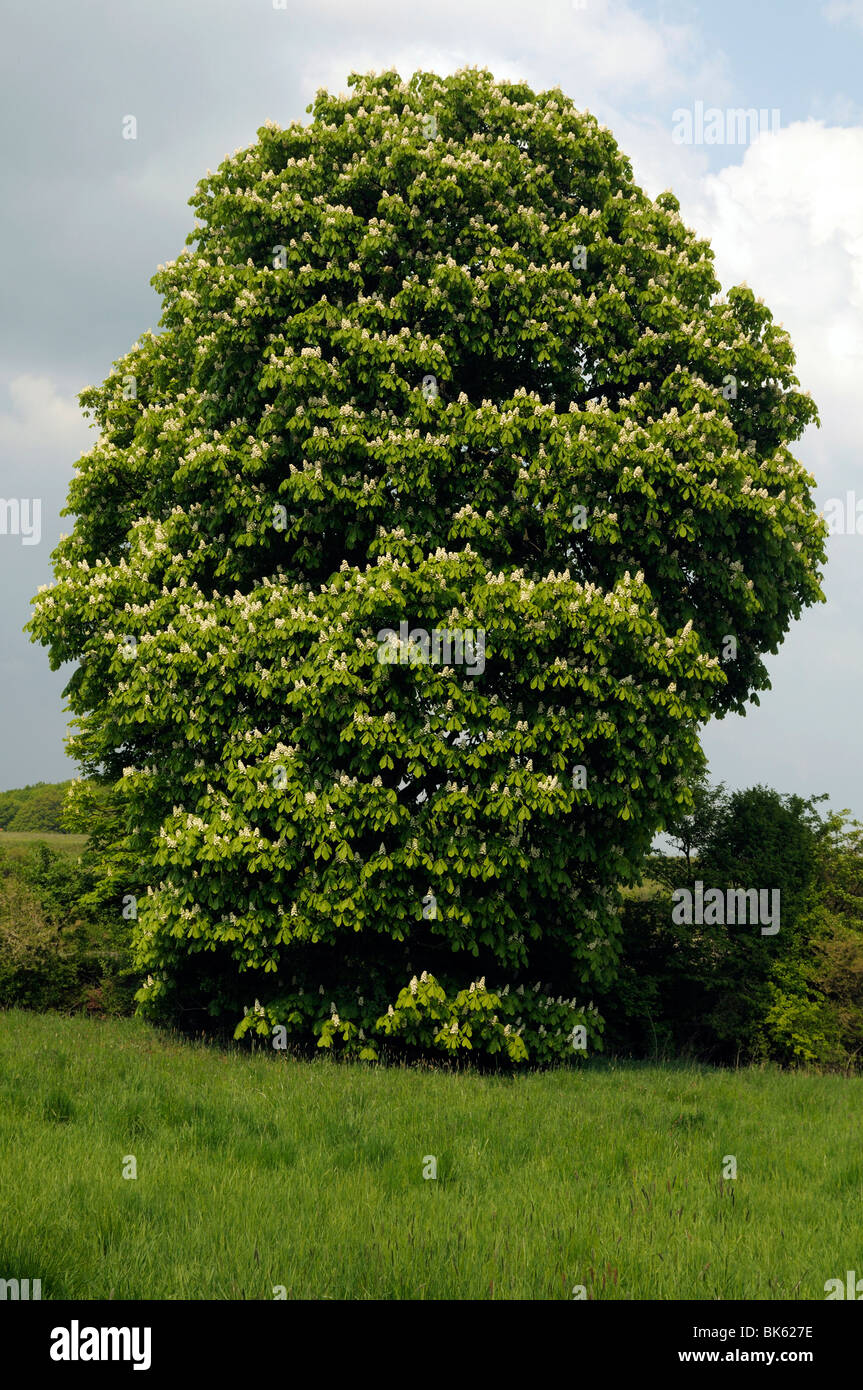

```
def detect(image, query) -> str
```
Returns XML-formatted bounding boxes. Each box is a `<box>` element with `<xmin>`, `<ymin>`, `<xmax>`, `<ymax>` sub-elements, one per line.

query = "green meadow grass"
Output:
<box><xmin>0</xmin><ymin>831</ymin><xmax>87</xmax><ymax>861</ymax></box>
<box><xmin>1</xmin><ymin>1009</ymin><xmax>860</xmax><ymax>1300</ymax></box>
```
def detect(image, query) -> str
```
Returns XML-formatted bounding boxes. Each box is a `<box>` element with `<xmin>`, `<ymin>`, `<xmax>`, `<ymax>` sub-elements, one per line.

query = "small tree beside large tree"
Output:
<box><xmin>29</xmin><ymin>68</ymin><xmax>826</xmax><ymax>1063</ymax></box>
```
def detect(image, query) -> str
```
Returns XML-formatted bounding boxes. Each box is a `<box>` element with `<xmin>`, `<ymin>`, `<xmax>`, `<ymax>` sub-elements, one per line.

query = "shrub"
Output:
<box><xmin>0</xmin><ymin>845</ymin><xmax>137</xmax><ymax>1017</ymax></box>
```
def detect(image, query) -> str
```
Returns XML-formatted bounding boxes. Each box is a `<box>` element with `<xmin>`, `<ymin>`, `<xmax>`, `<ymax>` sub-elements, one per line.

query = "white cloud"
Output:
<box><xmin>670</xmin><ymin>116</ymin><xmax>863</xmax><ymax>808</ymax></box>
<box><xmin>0</xmin><ymin>375</ymin><xmax>92</xmax><ymax>459</ymax></box>
<box><xmin>677</xmin><ymin>122</ymin><xmax>863</xmax><ymax>487</ymax></box>
<box><xmin>294</xmin><ymin>0</ymin><xmax>728</xmax><ymax>109</ymax></box>
<box><xmin>824</xmin><ymin>0</ymin><xmax>863</xmax><ymax>30</ymax></box>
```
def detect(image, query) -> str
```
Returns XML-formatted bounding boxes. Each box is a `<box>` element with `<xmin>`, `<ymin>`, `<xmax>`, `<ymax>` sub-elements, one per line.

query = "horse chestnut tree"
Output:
<box><xmin>30</xmin><ymin>68</ymin><xmax>826</xmax><ymax>1064</ymax></box>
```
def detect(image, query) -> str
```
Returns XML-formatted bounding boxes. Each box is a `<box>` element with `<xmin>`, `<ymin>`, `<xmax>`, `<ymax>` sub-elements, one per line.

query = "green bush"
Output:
<box><xmin>603</xmin><ymin>797</ymin><xmax>863</xmax><ymax>1070</ymax></box>
<box><xmin>0</xmin><ymin>872</ymin><xmax>80</xmax><ymax>1010</ymax></box>
<box><xmin>797</xmin><ymin>820</ymin><xmax>863</xmax><ymax>1068</ymax></box>
<box><xmin>0</xmin><ymin>844</ymin><xmax>137</xmax><ymax>1017</ymax></box>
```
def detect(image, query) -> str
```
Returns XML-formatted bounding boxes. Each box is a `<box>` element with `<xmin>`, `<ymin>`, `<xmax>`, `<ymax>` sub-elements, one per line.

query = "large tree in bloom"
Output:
<box><xmin>30</xmin><ymin>68</ymin><xmax>825</xmax><ymax>1064</ymax></box>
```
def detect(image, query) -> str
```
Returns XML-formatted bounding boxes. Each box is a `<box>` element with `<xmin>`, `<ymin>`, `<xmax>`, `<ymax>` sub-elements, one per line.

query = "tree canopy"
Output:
<box><xmin>29</xmin><ymin>67</ymin><xmax>826</xmax><ymax>1063</ymax></box>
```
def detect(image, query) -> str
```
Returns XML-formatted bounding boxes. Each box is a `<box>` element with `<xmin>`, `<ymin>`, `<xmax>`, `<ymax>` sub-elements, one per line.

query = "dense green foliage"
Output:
<box><xmin>604</xmin><ymin>788</ymin><xmax>863</xmax><ymax>1068</ymax></box>
<box><xmin>0</xmin><ymin>841</ymin><xmax>136</xmax><ymax>1016</ymax></box>
<box><xmin>3</xmin><ymin>782</ymin><xmax>863</xmax><ymax>1070</ymax></box>
<box><xmin>28</xmin><ymin>68</ymin><xmax>826</xmax><ymax>1062</ymax></box>
<box><xmin>0</xmin><ymin>781</ymin><xmax>72</xmax><ymax>834</ymax></box>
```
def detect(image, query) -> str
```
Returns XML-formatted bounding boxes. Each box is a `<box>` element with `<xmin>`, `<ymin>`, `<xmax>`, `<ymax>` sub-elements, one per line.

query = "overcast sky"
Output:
<box><xmin>1</xmin><ymin>0</ymin><xmax>861</xmax><ymax>819</ymax></box>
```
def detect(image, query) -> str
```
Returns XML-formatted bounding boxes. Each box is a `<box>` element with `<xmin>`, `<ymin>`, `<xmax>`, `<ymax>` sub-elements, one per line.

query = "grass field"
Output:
<box><xmin>1</xmin><ymin>1010</ymin><xmax>859</xmax><ymax>1300</ymax></box>
<box><xmin>0</xmin><ymin>831</ymin><xmax>88</xmax><ymax>860</ymax></box>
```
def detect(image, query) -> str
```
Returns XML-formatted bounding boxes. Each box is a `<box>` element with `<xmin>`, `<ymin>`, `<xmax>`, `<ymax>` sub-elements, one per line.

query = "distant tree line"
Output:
<box><xmin>0</xmin><ymin>781</ymin><xmax>73</xmax><ymax>833</ymax></box>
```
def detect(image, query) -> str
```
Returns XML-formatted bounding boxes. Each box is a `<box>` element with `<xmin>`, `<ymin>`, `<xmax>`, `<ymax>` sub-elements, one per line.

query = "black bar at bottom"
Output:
<box><xmin>3</xmin><ymin>1297</ymin><xmax>855</xmax><ymax>1376</ymax></box>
